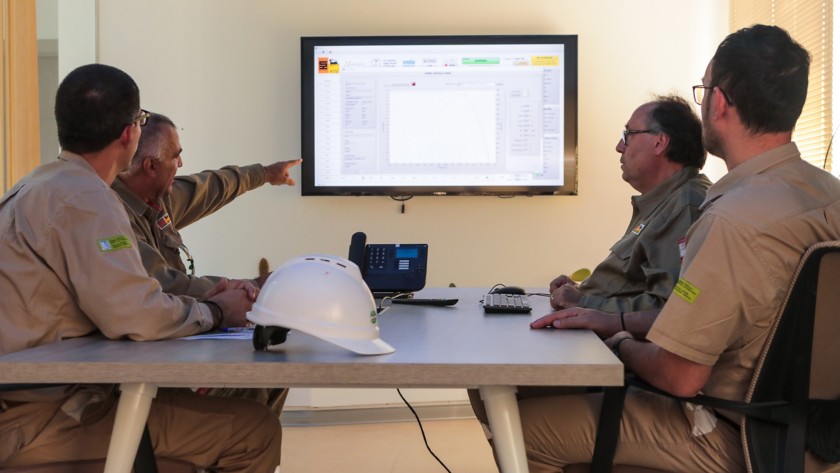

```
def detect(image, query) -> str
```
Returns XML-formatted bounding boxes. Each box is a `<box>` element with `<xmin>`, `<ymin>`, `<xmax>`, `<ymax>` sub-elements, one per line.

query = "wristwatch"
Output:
<box><xmin>612</xmin><ymin>336</ymin><xmax>632</xmax><ymax>360</ymax></box>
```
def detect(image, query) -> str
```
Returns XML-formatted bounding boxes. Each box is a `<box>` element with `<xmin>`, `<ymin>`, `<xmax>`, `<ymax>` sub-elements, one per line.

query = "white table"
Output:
<box><xmin>0</xmin><ymin>287</ymin><xmax>623</xmax><ymax>473</ymax></box>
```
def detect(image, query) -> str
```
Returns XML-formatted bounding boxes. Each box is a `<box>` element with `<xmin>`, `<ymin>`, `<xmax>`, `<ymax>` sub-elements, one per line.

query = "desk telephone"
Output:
<box><xmin>348</xmin><ymin>232</ymin><xmax>428</xmax><ymax>294</ymax></box>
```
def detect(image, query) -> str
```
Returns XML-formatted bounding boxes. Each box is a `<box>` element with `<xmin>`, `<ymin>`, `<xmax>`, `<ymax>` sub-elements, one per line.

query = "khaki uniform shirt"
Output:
<box><xmin>577</xmin><ymin>167</ymin><xmax>711</xmax><ymax>313</ymax></box>
<box><xmin>111</xmin><ymin>164</ymin><xmax>267</xmax><ymax>298</ymax></box>
<box><xmin>0</xmin><ymin>152</ymin><xmax>213</xmax><ymax>407</ymax></box>
<box><xmin>649</xmin><ymin>143</ymin><xmax>840</xmax><ymax>414</ymax></box>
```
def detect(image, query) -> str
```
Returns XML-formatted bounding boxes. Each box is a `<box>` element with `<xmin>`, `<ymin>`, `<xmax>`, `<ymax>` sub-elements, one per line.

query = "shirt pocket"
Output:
<box><xmin>159</xmin><ymin>230</ymin><xmax>187</xmax><ymax>272</ymax></box>
<box><xmin>598</xmin><ymin>232</ymin><xmax>641</xmax><ymax>294</ymax></box>
<box><xmin>608</xmin><ymin>232</ymin><xmax>637</xmax><ymax>264</ymax></box>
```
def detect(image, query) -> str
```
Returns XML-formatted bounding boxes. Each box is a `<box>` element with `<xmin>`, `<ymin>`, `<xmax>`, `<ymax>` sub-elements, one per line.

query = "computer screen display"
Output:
<box><xmin>301</xmin><ymin>35</ymin><xmax>578</xmax><ymax>196</ymax></box>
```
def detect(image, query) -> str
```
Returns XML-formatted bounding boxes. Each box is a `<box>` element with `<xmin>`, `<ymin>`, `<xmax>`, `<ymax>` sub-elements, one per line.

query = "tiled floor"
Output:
<box><xmin>280</xmin><ymin>417</ymin><xmax>499</xmax><ymax>473</ymax></box>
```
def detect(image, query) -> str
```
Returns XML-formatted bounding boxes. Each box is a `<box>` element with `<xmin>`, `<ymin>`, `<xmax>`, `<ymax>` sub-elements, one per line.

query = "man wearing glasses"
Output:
<box><xmin>521</xmin><ymin>25</ymin><xmax>840</xmax><ymax>473</ymax></box>
<box><xmin>470</xmin><ymin>95</ymin><xmax>710</xmax><ymax>464</ymax></box>
<box><xmin>0</xmin><ymin>64</ymin><xmax>281</xmax><ymax>472</ymax></box>
<box><xmin>543</xmin><ymin>95</ymin><xmax>711</xmax><ymax>330</ymax></box>
<box><xmin>112</xmin><ymin>111</ymin><xmax>298</xmax><ymax>413</ymax></box>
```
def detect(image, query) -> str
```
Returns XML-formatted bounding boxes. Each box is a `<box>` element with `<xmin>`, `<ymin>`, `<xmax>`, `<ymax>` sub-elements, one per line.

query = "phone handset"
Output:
<box><xmin>348</xmin><ymin>231</ymin><xmax>367</xmax><ymax>270</ymax></box>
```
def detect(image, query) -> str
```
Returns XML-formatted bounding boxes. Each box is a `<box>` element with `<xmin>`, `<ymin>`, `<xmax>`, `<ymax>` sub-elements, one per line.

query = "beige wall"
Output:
<box><xmin>97</xmin><ymin>0</ymin><xmax>728</xmax><ymax>290</ymax></box>
<box><xmin>96</xmin><ymin>0</ymin><xmax>729</xmax><ymax>408</ymax></box>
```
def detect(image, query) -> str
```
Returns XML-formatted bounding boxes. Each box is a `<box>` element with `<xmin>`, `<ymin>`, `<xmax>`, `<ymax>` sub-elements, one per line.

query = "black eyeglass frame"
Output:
<box><xmin>692</xmin><ymin>85</ymin><xmax>732</xmax><ymax>106</ymax></box>
<box><xmin>621</xmin><ymin>129</ymin><xmax>656</xmax><ymax>145</ymax></box>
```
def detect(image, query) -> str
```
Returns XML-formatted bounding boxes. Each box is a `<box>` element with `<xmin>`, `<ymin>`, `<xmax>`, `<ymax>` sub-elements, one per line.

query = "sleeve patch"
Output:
<box><xmin>97</xmin><ymin>235</ymin><xmax>133</xmax><ymax>252</ymax></box>
<box><xmin>673</xmin><ymin>277</ymin><xmax>700</xmax><ymax>304</ymax></box>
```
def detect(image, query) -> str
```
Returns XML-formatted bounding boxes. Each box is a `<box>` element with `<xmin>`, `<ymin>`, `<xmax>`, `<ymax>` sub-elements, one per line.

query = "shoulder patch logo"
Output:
<box><xmin>673</xmin><ymin>277</ymin><xmax>700</xmax><ymax>304</ymax></box>
<box><xmin>97</xmin><ymin>235</ymin><xmax>133</xmax><ymax>252</ymax></box>
<box><xmin>631</xmin><ymin>223</ymin><xmax>646</xmax><ymax>235</ymax></box>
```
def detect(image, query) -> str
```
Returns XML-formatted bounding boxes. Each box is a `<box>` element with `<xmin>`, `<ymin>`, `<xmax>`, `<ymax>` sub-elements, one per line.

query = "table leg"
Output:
<box><xmin>479</xmin><ymin>385</ymin><xmax>528</xmax><ymax>473</ymax></box>
<box><xmin>103</xmin><ymin>382</ymin><xmax>158</xmax><ymax>473</ymax></box>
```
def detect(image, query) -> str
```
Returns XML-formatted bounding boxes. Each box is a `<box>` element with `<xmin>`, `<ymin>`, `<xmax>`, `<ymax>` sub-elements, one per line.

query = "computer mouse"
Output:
<box><xmin>491</xmin><ymin>286</ymin><xmax>526</xmax><ymax>295</ymax></box>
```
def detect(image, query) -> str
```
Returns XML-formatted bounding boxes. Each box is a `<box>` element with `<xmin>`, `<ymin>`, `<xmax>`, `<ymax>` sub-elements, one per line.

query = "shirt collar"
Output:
<box><xmin>58</xmin><ymin>150</ymin><xmax>98</xmax><ymax>174</ymax></box>
<box><xmin>111</xmin><ymin>176</ymin><xmax>157</xmax><ymax>218</ymax></box>
<box><xmin>701</xmin><ymin>142</ymin><xmax>800</xmax><ymax>210</ymax></box>
<box><xmin>632</xmin><ymin>166</ymin><xmax>699</xmax><ymax>213</ymax></box>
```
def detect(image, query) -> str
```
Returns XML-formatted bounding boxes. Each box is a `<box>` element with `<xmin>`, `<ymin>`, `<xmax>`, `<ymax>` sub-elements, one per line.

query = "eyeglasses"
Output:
<box><xmin>692</xmin><ymin>85</ymin><xmax>732</xmax><ymax>105</ymax></box>
<box><xmin>621</xmin><ymin>129</ymin><xmax>655</xmax><ymax>145</ymax></box>
<box><xmin>133</xmin><ymin>109</ymin><xmax>151</xmax><ymax>127</ymax></box>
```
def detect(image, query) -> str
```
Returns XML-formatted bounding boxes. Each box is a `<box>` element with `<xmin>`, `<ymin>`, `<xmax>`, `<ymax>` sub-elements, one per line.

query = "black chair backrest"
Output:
<box><xmin>743</xmin><ymin>241</ymin><xmax>840</xmax><ymax>473</ymax></box>
<box><xmin>590</xmin><ymin>241</ymin><xmax>840</xmax><ymax>473</ymax></box>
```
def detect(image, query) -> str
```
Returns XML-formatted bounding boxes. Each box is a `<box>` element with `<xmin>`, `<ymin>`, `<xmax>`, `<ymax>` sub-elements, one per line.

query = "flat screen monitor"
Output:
<box><xmin>301</xmin><ymin>35</ymin><xmax>578</xmax><ymax>196</ymax></box>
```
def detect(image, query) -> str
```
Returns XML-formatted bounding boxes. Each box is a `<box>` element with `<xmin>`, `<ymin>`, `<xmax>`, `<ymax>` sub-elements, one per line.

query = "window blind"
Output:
<box><xmin>730</xmin><ymin>0</ymin><xmax>833</xmax><ymax>171</ymax></box>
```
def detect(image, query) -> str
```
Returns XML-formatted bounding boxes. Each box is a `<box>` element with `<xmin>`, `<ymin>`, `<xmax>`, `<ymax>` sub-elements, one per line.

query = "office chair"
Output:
<box><xmin>0</xmin><ymin>385</ymin><xmax>194</xmax><ymax>473</ymax></box>
<box><xmin>585</xmin><ymin>240</ymin><xmax>840</xmax><ymax>473</ymax></box>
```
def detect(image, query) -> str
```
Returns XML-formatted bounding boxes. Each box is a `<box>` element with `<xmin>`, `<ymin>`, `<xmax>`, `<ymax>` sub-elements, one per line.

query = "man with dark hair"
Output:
<box><xmin>470</xmin><ymin>95</ymin><xmax>710</xmax><ymax>464</ymax></box>
<box><xmin>113</xmin><ymin>111</ymin><xmax>299</xmax><ymax>412</ymax></box>
<box><xmin>520</xmin><ymin>24</ymin><xmax>840</xmax><ymax>473</ymax></box>
<box><xmin>545</xmin><ymin>95</ymin><xmax>710</xmax><ymax>333</ymax></box>
<box><xmin>0</xmin><ymin>64</ymin><xmax>281</xmax><ymax>472</ymax></box>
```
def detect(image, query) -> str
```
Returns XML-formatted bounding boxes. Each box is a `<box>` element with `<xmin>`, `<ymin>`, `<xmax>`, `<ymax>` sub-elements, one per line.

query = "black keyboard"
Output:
<box><xmin>483</xmin><ymin>293</ymin><xmax>532</xmax><ymax>314</ymax></box>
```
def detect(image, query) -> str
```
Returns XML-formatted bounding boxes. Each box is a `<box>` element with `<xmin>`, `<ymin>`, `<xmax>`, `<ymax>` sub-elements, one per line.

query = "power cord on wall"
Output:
<box><xmin>390</xmin><ymin>195</ymin><xmax>413</xmax><ymax>213</ymax></box>
<box><xmin>396</xmin><ymin>388</ymin><xmax>453</xmax><ymax>473</ymax></box>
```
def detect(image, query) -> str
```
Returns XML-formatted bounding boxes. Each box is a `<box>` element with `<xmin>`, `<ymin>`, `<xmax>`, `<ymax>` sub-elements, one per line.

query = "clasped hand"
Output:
<box><xmin>202</xmin><ymin>278</ymin><xmax>259</xmax><ymax>328</ymax></box>
<box><xmin>548</xmin><ymin>274</ymin><xmax>582</xmax><ymax>310</ymax></box>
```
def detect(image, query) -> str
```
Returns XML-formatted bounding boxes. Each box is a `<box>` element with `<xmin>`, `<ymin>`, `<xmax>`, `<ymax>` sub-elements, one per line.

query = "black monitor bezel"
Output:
<box><xmin>300</xmin><ymin>34</ymin><xmax>578</xmax><ymax>197</ymax></box>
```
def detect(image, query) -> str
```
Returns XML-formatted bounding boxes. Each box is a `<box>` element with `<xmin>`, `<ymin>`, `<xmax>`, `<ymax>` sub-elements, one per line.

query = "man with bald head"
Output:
<box><xmin>543</xmin><ymin>95</ymin><xmax>711</xmax><ymax>338</ymax></box>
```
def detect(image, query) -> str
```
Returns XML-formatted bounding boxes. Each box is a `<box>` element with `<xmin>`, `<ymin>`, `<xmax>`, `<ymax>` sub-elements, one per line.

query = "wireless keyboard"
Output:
<box><xmin>483</xmin><ymin>293</ymin><xmax>532</xmax><ymax>314</ymax></box>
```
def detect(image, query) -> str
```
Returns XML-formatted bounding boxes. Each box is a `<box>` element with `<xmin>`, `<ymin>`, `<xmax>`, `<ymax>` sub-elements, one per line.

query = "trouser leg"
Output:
<box><xmin>149</xmin><ymin>389</ymin><xmax>282</xmax><ymax>472</ymax></box>
<box><xmin>0</xmin><ymin>399</ymin><xmax>110</xmax><ymax>467</ymax></box>
<box><xmin>1</xmin><ymin>390</ymin><xmax>281</xmax><ymax>473</ymax></box>
<box><xmin>519</xmin><ymin>389</ymin><xmax>744</xmax><ymax>473</ymax></box>
<box><xmin>468</xmin><ymin>386</ymin><xmax>588</xmax><ymax>472</ymax></box>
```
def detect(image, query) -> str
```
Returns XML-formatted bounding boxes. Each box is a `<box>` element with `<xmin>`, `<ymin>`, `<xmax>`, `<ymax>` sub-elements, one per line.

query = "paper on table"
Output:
<box><xmin>178</xmin><ymin>327</ymin><xmax>254</xmax><ymax>340</ymax></box>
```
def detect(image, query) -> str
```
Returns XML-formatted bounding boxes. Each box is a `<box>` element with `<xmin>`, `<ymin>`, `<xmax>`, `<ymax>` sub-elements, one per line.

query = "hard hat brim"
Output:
<box><xmin>322</xmin><ymin>334</ymin><xmax>396</xmax><ymax>355</ymax></box>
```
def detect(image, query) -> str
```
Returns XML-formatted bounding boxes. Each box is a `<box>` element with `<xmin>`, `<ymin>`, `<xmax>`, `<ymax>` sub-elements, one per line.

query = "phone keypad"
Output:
<box><xmin>369</xmin><ymin>246</ymin><xmax>388</xmax><ymax>270</ymax></box>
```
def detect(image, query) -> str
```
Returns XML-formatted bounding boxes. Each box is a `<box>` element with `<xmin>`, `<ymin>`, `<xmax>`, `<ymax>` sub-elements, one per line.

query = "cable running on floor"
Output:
<box><xmin>397</xmin><ymin>388</ymin><xmax>453</xmax><ymax>473</ymax></box>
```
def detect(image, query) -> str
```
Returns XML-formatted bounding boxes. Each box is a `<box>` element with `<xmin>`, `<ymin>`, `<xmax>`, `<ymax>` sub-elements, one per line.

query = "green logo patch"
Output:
<box><xmin>97</xmin><ymin>235</ymin><xmax>132</xmax><ymax>252</ymax></box>
<box><xmin>673</xmin><ymin>277</ymin><xmax>700</xmax><ymax>304</ymax></box>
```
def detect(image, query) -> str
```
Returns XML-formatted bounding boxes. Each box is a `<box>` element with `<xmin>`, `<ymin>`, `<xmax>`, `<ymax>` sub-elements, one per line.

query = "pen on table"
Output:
<box><xmin>218</xmin><ymin>327</ymin><xmax>251</xmax><ymax>333</ymax></box>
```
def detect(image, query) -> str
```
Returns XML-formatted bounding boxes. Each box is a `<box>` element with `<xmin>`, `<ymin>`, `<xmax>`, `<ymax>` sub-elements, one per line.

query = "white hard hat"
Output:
<box><xmin>247</xmin><ymin>254</ymin><xmax>395</xmax><ymax>355</ymax></box>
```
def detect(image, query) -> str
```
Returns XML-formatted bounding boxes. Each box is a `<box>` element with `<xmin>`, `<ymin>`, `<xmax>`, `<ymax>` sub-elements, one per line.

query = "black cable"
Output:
<box><xmin>390</xmin><ymin>195</ymin><xmax>413</xmax><ymax>214</ymax></box>
<box><xmin>396</xmin><ymin>388</ymin><xmax>452</xmax><ymax>473</ymax></box>
<box><xmin>824</xmin><ymin>125</ymin><xmax>839</xmax><ymax>171</ymax></box>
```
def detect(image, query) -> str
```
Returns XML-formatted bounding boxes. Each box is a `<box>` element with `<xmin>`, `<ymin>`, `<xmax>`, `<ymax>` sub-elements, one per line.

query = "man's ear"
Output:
<box><xmin>653</xmin><ymin>133</ymin><xmax>670</xmax><ymax>156</ymax></box>
<box><xmin>141</xmin><ymin>156</ymin><xmax>158</xmax><ymax>176</ymax></box>
<box><xmin>118</xmin><ymin>124</ymin><xmax>135</xmax><ymax>146</ymax></box>
<box><xmin>712</xmin><ymin>86</ymin><xmax>730</xmax><ymax>120</ymax></box>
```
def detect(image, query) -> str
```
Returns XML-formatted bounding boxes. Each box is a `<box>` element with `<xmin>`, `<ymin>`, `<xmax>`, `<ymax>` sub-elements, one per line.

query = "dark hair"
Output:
<box><xmin>711</xmin><ymin>24</ymin><xmax>810</xmax><ymax>133</ymax></box>
<box><xmin>128</xmin><ymin>112</ymin><xmax>177</xmax><ymax>170</ymax></box>
<box><xmin>55</xmin><ymin>64</ymin><xmax>140</xmax><ymax>154</ymax></box>
<box><xmin>646</xmin><ymin>95</ymin><xmax>706</xmax><ymax>169</ymax></box>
